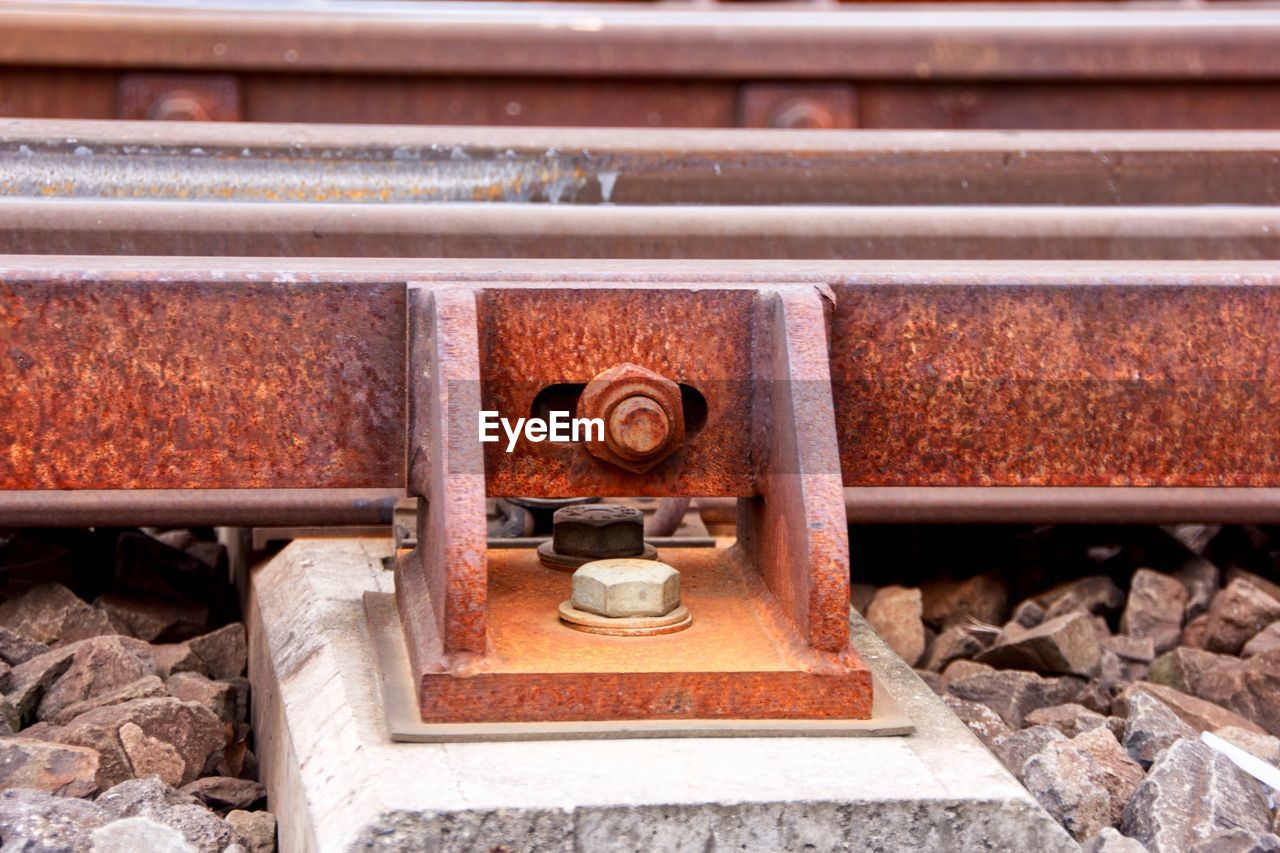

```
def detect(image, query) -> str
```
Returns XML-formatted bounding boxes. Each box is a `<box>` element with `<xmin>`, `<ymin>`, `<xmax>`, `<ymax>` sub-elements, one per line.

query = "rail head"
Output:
<box><xmin>6</xmin><ymin>2</ymin><xmax>1280</xmax><ymax>78</ymax></box>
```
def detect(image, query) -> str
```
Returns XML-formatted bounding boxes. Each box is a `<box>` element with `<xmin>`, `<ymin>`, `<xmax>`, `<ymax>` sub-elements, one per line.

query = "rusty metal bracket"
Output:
<box><xmin>393</xmin><ymin>281</ymin><xmax>870</xmax><ymax>724</ymax></box>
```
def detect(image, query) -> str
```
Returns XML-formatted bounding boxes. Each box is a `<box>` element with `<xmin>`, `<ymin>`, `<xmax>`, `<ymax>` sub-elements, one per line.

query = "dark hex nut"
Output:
<box><xmin>578</xmin><ymin>363</ymin><xmax>684</xmax><ymax>474</ymax></box>
<box><xmin>552</xmin><ymin>505</ymin><xmax>645</xmax><ymax>559</ymax></box>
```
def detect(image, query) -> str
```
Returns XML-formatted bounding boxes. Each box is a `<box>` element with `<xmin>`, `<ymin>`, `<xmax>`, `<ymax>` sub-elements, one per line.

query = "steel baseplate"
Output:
<box><xmin>392</xmin><ymin>281</ymin><xmax>875</xmax><ymax>728</ymax></box>
<box><xmin>365</xmin><ymin>577</ymin><xmax>913</xmax><ymax>742</ymax></box>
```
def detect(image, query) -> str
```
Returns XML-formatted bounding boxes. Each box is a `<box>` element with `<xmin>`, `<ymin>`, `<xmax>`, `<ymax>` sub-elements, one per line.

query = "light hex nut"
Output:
<box><xmin>571</xmin><ymin>558</ymin><xmax>681</xmax><ymax>618</ymax></box>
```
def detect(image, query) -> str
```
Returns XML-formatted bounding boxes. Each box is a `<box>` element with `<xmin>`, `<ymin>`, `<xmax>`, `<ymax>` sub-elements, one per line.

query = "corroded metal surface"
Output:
<box><xmin>0</xmin><ymin>266</ymin><xmax>404</xmax><ymax>490</ymax></box>
<box><xmin>411</xmin><ymin>548</ymin><xmax>871</xmax><ymax>723</ymax></box>
<box><xmin>7</xmin><ymin>258</ymin><xmax>1280</xmax><ymax>496</ymax></box>
<box><xmin>478</xmin><ymin>287</ymin><xmax>756</xmax><ymax>497</ymax></box>
<box><xmin>830</xmin><ymin>281</ymin><xmax>1280</xmax><ymax>486</ymax></box>
<box><xmin>7</xmin><ymin>121</ymin><xmax>1280</xmax><ymax>206</ymax></box>
<box><xmin>399</xmin><ymin>286</ymin><xmax>488</xmax><ymax>658</ymax></box>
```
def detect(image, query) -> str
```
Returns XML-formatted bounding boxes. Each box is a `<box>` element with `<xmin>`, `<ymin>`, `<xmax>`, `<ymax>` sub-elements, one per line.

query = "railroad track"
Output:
<box><xmin>7</xmin><ymin>3</ymin><xmax>1280</xmax><ymax>129</ymax></box>
<box><xmin>5</xmin><ymin>122</ymin><xmax>1280</xmax><ymax>259</ymax></box>
<box><xmin>4</xmin><ymin>256</ymin><xmax>1280</xmax><ymax>527</ymax></box>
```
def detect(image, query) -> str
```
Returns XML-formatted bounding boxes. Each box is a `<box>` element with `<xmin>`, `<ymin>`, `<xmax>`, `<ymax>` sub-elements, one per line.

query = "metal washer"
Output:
<box><xmin>537</xmin><ymin>541</ymin><xmax>659</xmax><ymax>571</ymax></box>
<box><xmin>558</xmin><ymin>600</ymin><xmax>692</xmax><ymax>636</ymax></box>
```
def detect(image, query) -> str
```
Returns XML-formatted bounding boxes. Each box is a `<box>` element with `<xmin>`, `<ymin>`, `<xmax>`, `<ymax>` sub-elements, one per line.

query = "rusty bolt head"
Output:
<box><xmin>578</xmin><ymin>363</ymin><xmax>684</xmax><ymax>474</ymax></box>
<box><xmin>146</xmin><ymin>91</ymin><xmax>213</xmax><ymax>122</ymax></box>
<box><xmin>769</xmin><ymin>99</ymin><xmax>838</xmax><ymax>130</ymax></box>
<box><xmin>571</xmin><ymin>558</ymin><xmax>681</xmax><ymax>618</ymax></box>
<box><xmin>552</xmin><ymin>504</ymin><xmax>645</xmax><ymax>559</ymax></box>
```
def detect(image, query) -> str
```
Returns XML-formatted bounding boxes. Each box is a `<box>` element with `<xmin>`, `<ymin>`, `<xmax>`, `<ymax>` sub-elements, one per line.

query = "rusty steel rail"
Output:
<box><xmin>6</xmin><ymin>257</ymin><xmax>1280</xmax><ymax>527</ymax></box>
<box><xmin>5</xmin><ymin>200</ymin><xmax>1280</xmax><ymax>260</ymax></box>
<box><xmin>6</xmin><ymin>121</ymin><xmax>1280</xmax><ymax>206</ymax></box>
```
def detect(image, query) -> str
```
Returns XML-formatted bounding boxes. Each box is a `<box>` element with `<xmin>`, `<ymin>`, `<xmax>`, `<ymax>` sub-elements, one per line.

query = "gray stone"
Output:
<box><xmin>1182</xmin><ymin>613</ymin><xmax>1210</xmax><ymax>648</ymax></box>
<box><xmin>36</xmin><ymin>697</ymin><xmax>225</xmax><ymax>788</ymax></box>
<box><xmin>96</xmin><ymin>777</ymin><xmax>247</xmax><ymax>853</ymax></box>
<box><xmin>4</xmin><ymin>645</ymin><xmax>75</xmax><ymax>729</ymax></box>
<box><xmin>1115</xmin><ymin>682</ymin><xmax>1267</xmax><ymax>735</ymax></box>
<box><xmin>990</xmin><ymin>725</ymin><xmax>1066</xmax><ymax>780</ymax></box>
<box><xmin>1122</xmin><ymin>738</ymin><xmax>1274</xmax><ymax>852</ymax></box>
<box><xmin>253</xmin><ymin>538</ymin><xmax>1078</xmax><ymax>853</ymax></box>
<box><xmin>1122</xmin><ymin>690</ymin><xmax>1196</xmax><ymax>765</ymax></box>
<box><xmin>36</xmin><ymin>634</ymin><xmax>157</xmax><ymax>723</ymax></box>
<box><xmin>921</xmin><ymin>625</ymin><xmax>987</xmax><ymax>672</ymax></box>
<box><xmin>1041</xmin><ymin>576</ymin><xmax>1126</xmax><ymax>620</ymax></box>
<box><xmin>1121</xmin><ymin>569</ymin><xmax>1188</xmax><ymax>654</ymax></box>
<box><xmin>1243</xmin><ymin>621</ymin><xmax>1280</xmax><ymax>657</ymax></box>
<box><xmin>0</xmin><ymin>736</ymin><xmax>99</xmax><ymax>797</ymax></box>
<box><xmin>940</xmin><ymin>658</ymin><xmax>994</xmax><ymax>689</ymax></box>
<box><xmin>1022</xmin><ymin>727</ymin><xmax>1145</xmax><ymax>842</ymax></box>
<box><xmin>1103</xmin><ymin>634</ymin><xmax>1156</xmax><ymax>664</ymax></box>
<box><xmin>155</xmin><ymin>623</ymin><xmax>248</xmax><ymax>681</ymax></box>
<box><xmin>948</xmin><ymin>667</ymin><xmax>1084</xmax><ymax>728</ymax></box>
<box><xmin>1211</xmin><ymin>726</ymin><xmax>1280</xmax><ymax>765</ymax></box>
<box><xmin>0</xmin><ymin>584</ymin><xmax>115</xmax><ymax>647</ymax></box>
<box><xmin>0</xmin><ymin>627</ymin><xmax>49</xmax><ymax>666</ymax></box>
<box><xmin>50</xmin><ymin>674</ymin><xmax>168</xmax><ymax>725</ymax></box>
<box><xmin>1204</xmin><ymin>579</ymin><xmax>1280</xmax><ymax>654</ymax></box>
<box><xmin>1188</xmin><ymin>829</ymin><xmax>1280</xmax><ymax>853</ymax></box>
<box><xmin>941</xmin><ymin>695</ymin><xmax>1013</xmax><ymax>747</ymax></box>
<box><xmin>92</xmin><ymin>816</ymin><xmax>196</xmax><ymax>853</ymax></box>
<box><xmin>227</xmin><ymin>810</ymin><xmax>276</xmax><ymax>853</ymax></box>
<box><xmin>1174</xmin><ymin>556</ymin><xmax>1220</xmax><ymax>621</ymax></box>
<box><xmin>1024</xmin><ymin>703</ymin><xmax>1110</xmax><ymax>738</ymax></box>
<box><xmin>1148</xmin><ymin>646</ymin><xmax>1234</xmax><ymax>695</ymax></box>
<box><xmin>920</xmin><ymin>573</ymin><xmax>1009</xmax><ymax>629</ymax></box>
<box><xmin>167</xmin><ymin>672</ymin><xmax>237</xmax><ymax>724</ymax></box>
<box><xmin>976</xmin><ymin>612</ymin><xmax>1101</xmax><ymax>677</ymax></box>
<box><xmin>1195</xmin><ymin>648</ymin><xmax>1280</xmax><ymax>736</ymax></box>
<box><xmin>865</xmin><ymin>585</ymin><xmax>927</xmax><ymax>667</ymax></box>
<box><xmin>1082</xmin><ymin>827</ymin><xmax>1151</xmax><ymax>853</ymax></box>
<box><xmin>0</xmin><ymin>787</ymin><xmax>109</xmax><ymax>850</ymax></box>
<box><xmin>1012</xmin><ymin>599</ymin><xmax>1047</xmax><ymax>629</ymax></box>
<box><xmin>180</xmin><ymin>776</ymin><xmax>266</xmax><ymax>813</ymax></box>
<box><xmin>96</xmin><ymin>594</ymin><xmax>208</xmax><ymax>643</ymax></box>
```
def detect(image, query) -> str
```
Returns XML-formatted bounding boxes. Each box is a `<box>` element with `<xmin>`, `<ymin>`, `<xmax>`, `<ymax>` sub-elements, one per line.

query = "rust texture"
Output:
<box><xmin>9</xmin><ymin>259</ymin><xmax>1280</xmax><ymax>498</ymax></box>
<box><xmin>394</xmin><ymin>283</ymin><xmax>863</xmax><ymax>720</ymax></box>
<box><xmin>0</xmin><ymin>266</ymin><xmax>405</xmax><ymax>490</ymax></box>
<box><xmin>477</xmin><ymin>287</ymin><xmax>756</xmax><ymax>497</ymax></box>
<box><xmin>578</xmin><ymin>363</ymin><xmax>684</xmax><ymax>474</ymax></box>
<box><xmin>830</xmin><ymin>282</ymin><xmax>1280</xmax><ymax>487</ymax></box>
<box><xmin>400</xmin><ymin>287</ymin><xmax>488</xmax><ymax>658</ymax></box>
<box><xmin>414</xmin><ymin>548</ymin><xmax>870</xmax><ymax>723</ymax></box>
<box><xmin>736</xmin><ymin>286</ymin><xmax>851</xmax><ymax>654</ymax></box>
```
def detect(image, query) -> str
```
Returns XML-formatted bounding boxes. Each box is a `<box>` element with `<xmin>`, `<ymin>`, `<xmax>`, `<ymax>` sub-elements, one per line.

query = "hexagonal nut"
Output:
<box><xmin>552</xmin><ymin>504</ymin><xmax>645</xmax><ymax>558</ymax></box>
<box><xmin>571</xmin><ymin>558</ymin><xmax>680</xmax><ymax>618</ymax></box>
<box><xmin>578</xmin><ymin>363</ymin><xmax>684</xmax><ymax>474</ymax></box>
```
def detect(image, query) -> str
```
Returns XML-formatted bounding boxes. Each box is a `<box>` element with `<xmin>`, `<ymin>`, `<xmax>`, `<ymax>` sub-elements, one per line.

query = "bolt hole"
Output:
<box><xmin>531</xmin><ymin>383</ymin><xmax>587</xmax><ymax>430</ymax></box>
<box><xmin>680</xmin><ymin>384</ymin><xmax>708</xmax><ymax>436</ymax></box>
